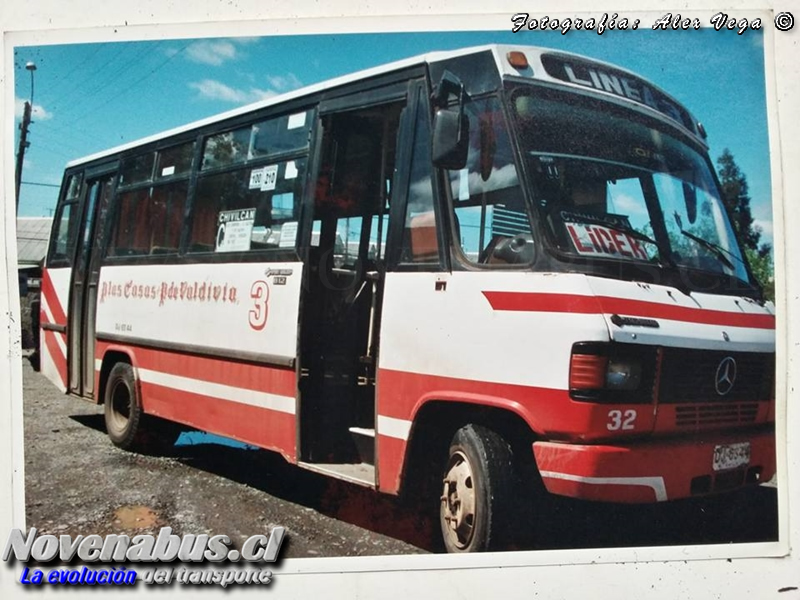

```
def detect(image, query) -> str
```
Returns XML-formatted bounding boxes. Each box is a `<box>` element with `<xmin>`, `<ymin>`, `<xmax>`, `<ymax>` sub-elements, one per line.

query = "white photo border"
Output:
<box><xmin>2</xmin><ymin>2</ymin><xmax>798</xmax><ymax>598</ymax></box>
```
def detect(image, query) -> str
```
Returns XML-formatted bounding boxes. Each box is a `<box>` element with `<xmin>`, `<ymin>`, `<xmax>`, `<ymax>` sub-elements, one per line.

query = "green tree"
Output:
<box><xmin>716</xmin><ymin>148</ymin><xmax>773</xmax><ymax>300</ymax></box>
<box><xmin>745</xmin><ymin>246</ymin><xmax>775</xmax><ymax>302</ymax></box>
<box><xmin>717</xmin><ymin>148</ymin><xmax>762</xmax><ymax>251</ymax></box>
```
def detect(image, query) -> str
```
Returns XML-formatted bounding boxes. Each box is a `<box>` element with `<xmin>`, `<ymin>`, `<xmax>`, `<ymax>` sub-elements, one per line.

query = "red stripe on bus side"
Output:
<box><xmin>483</xmin><ymin>291</ymin><xmax>604</xmax><ymax>315</ymax></box>
<box><xmin>141</xmin><ymin>381</ymin><xmax>296</xmax><ymax>460</ymax></box>
<box><xmin>377</xmin><ymin>436</ymin><xmax>407</xmax><ymax>494</ymax></box>
<box><xmin>41</xmin><ymin>269</ymin><xmax>67</xmax><ymax>325</ymax></box>
<box><xmin>482</xmin><ymin>292</ymin><xmax>775</xmax><ymax>330</ymax></box>
<box><xmin>376</xmin><ymin>369</ymin><xmax>568</xmax><ymax>495</ymax></box>
<box><xmin>43</xmin><ymin>329</ymin><xmax>67</xmax><ymax>388</ymax></box>
<box><xmin>95</xmin><ymin>342</ymin><xmax>296</xmax><ymax>398</ymax></box>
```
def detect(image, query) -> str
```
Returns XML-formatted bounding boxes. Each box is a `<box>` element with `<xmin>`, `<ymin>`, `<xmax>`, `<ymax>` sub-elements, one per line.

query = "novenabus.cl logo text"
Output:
<box><xmin>3</xmin><ymin>527</ymin><xmax>285</xmax><ymax>563</ymax></box>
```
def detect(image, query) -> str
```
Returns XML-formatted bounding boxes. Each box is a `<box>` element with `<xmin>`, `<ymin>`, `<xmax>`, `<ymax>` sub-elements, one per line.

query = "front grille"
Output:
<box><xmin>675</xmin><ymin>403</ymin><xmax>759</xmax><ymax>428</ymax></box>
<box><xmin>659</xmin><ymin>349</ymin><xmax>774</xmax><ymax>404</ymax></box>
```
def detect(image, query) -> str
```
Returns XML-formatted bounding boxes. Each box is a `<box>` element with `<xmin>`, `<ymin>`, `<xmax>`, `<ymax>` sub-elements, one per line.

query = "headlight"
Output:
<box><xmin>605</xmin><ymin>359</ymin><xmax>642</xmax><ymax>390</ymax></box>
<box><xmin>569</xmin><ymin>342</ymin><xmax>656</xmax><ymax>403</ymax></box>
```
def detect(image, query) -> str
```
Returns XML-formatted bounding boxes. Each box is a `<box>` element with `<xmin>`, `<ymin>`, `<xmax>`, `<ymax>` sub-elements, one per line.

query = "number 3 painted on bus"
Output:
<box><xmin>249</xmin><ymin>280</ymin><xmax>270</xmax><ymax>330</ymax></box>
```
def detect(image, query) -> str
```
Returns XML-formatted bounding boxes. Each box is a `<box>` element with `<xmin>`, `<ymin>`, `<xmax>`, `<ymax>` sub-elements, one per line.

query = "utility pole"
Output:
<box><xmin>15</xmin><ymin>101</ymin><xmax>32</xmax><ymax>213</ymax></box>
<box><xmin>15</xmin><ymin>61</ymin><xmax>36</xmax><ymax>215</ymax></box>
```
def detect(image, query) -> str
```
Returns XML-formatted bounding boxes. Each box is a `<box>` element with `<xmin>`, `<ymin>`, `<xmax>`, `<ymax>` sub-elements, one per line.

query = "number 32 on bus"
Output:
<box><xmin>40</xmin><ymin>45</ymin><xmax>776</xmax><ymax>553</ymax></box>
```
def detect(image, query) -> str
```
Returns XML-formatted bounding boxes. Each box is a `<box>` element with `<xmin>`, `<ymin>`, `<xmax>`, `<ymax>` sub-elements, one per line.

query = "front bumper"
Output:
<box><xmin>533</xmin><ymin>427</ymin><xmax>775</xmax><ymax>503</ymax></box>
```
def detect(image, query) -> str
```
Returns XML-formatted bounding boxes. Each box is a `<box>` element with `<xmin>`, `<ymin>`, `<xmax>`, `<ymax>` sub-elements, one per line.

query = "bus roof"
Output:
<box><xmin>66</xmin><ymin>44</ymin><xmax>702</xmax><ymax>168</ymax></box>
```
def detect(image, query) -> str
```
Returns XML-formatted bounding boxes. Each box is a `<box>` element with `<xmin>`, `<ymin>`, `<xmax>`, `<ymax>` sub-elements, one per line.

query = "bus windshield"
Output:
<box><xmin>509</xmin><ymin>84</ymin><xmax>751</xmax><ymax>286</ymax></box>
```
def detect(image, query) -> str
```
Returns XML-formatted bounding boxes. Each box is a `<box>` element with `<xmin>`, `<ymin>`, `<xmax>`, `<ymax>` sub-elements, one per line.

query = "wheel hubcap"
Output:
<box><xmin>441</xmin><ymin>450</ymin><xmax>476</xmax><ymax>549</ymax></box>
<box><xmin>109</xmin><ymin>380</ymin><xmax>132</xmax><ymax>434</ymax></box>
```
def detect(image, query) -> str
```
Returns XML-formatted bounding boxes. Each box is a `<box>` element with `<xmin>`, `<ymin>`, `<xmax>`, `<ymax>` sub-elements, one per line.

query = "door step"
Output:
<box><xmin>348</xmin><ymin>427</ymin><xmax>375</xmax><ymax>465</ymax></box>
<box><xmin>348</xmin><ymin>427</ymin><xmax>375</xmax><ymax>437</ymax></box>
<box><xmin>297</xmin><ymin>461</ymin><xmax>375</xmax><ymax>487</ymax></box>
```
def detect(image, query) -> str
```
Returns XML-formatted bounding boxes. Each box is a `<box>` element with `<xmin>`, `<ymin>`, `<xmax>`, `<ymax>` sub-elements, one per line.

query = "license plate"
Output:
<box><xmin>712</xmin><ymin>442</ymin><xmax>751</xmax><ymax>472</ymax></box>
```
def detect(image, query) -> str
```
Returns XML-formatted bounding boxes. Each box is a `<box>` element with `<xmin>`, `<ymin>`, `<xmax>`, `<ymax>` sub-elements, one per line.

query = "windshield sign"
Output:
<box><xmin>561</xmin><ymin>211</ymin><xmax>649</xmax><ymax>261</ymax></box>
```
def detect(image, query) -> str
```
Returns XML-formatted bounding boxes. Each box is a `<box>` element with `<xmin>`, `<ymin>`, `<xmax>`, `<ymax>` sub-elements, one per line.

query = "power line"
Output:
<box><xmin>70</xmin><ymin>43</ymin><xmax>190</xmax><ymax>127</ymax></box>
<box><xmin>36</xmin><ymin>121</ymin><xmax>111</xmax><ymax>153</ymax></box>
<box><xmin>21</xmin><ymin>181</ymin><xmax>60</xmax><ymax>188</ymax></box>
<box><xmin>49</xmin><ymin>43</ymin><xmax>129</xmax><ymax>112</ymax></box>
<box><xmin>32</xmin><ymin>143</ymin><xmax>75</xmax><ymax>161</ymax></box>
<box><xmin>48</xmin><ymin>43</ymin><xmax>104</xmax><ymax>90</ymax></box>
<box><xmin>57</xmin><ymin>43</ymin><xmax>164</xmax><ymax>119</ymax></box>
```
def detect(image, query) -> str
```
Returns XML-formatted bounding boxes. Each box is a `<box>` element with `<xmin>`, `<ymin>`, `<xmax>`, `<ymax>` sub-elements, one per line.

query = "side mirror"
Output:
<box><xmin>431</xmin><ymin>69</ymin><xmax>470</xmax><ymax>170</ymax></box>
<box><xmin>432</xmin><ymin>108</ymin><xmax>469</xmax><ymax>170</ymax></box>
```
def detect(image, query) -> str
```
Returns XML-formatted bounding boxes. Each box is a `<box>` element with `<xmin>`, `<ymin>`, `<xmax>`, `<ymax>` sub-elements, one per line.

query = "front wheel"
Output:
<box><xmin>439</xmin><ymin>424</ymin><xmax>514</xmax><ymax>553</ymax></box>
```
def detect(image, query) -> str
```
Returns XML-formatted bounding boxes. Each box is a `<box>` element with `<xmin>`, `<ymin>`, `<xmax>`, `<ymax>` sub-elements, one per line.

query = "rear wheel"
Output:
<box><xmin>439</xmin><ymin>424</ymin><xmax>514</xmax><ymax>553</ymax></box>
<box><xmin>104</xmin><ymin>362</ymin><xmax>179</xmax><ymax>453</ymax></box>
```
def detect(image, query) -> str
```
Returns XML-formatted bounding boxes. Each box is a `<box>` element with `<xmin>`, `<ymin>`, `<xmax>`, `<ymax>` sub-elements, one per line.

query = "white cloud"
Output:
<box><xmin>467</xmin><ymin>164</ymin><xmax>520</xmax><ymax>195</ymax></box>
<box><xmin>753</xmin><ymin>218</ymin><xmax>773</xmax><ymax>238</ymax></box>
<box><xmin>189</xmin><ymin>72</ymin><xmax>303</xmax><ymax>105</ymax></box>
<box><xmin>189</xmin><ymin>79</ymin><xmax>276</xmax><ymax>104</ymax></box>
<box><xmin>608</xmin><ymin>192</ymin><xmax>649</xmax><ymax>217</ymax></box>
<box><xmin>266</xmin><ymin>73</ymin><xmax>302</xmax><ymax>92</ymax></box>
<box><xmin>15</xmin><ymin>97</ymin><xmax>52</xmax><ymax>121</ymax></box>
<box><xmin>185</xmin><ymin>40</ymin><xmax>238</xmax><ymax>66</ymax></box>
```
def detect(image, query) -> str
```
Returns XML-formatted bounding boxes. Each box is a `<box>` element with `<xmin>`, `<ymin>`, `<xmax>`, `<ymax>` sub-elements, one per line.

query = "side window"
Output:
<box><xmin>310</xmin><ymin>104</ymin><xmax>401</xmax><ymax>269</ymax></box>
<box><xmin>188</xmin><ymin>158</ymin><xmax>306</xmax><ymax>253</ymax></box>
<box><xmin>108</xmin><ymin>144</ymin><xmax>194</xmax><ymax>257</ymax></box>
<box><xmin>319</xmin><ymin>213</ymin><xmax>389</xmax><ymax>268</ymax></box>
<box><xmin>149</xmin><ymin>182</ymin><xmax>189</xmax><ymax>253</ymax></box>
<box><xmin>334</xmin><ymin>216</ymin><xmax>362</xmax><ymax>268</ymax></box>
<box><xmin>156</xmin><ymin>142</ymin><xmax>194</xmax><ymax>179</ymax></box>
<box><xmin>119</xmin><ymin>153</ymin><xmax>154</xmax><ymax>187</ymax></box>
<box><xmin>47</xmin><ymin>173</ymin><xmax>82</xmax><ymax>265</ymax></box>
<box><xmin>201</xmin><ymin>110</ymin><xmax>313</xmax><ymax>171</ymax></box>
<box><xmin>447</xmin><ymin>97</ymin><xmax>535</xmax><ymax>266</ymax></box>
<box><xmin>50</xmin><ymin>203</ymin><xmax>78</xmax><ymax>263</ymax></box>
<box><xmin>251</xmin><ymin>111</ymin><xmax>312</xmax><ymax>158</ymax></box>
<box><xmin>201</xmin><ymin>126</ymin><xmax>251</xmax><ymax>171</ymax></box>
<box><xmin>189</xmin><ymin>110</ymin><xmax>313</xmax><ymax>255</ymax></box>
<box><xmin>108</xmin><ymin>183</ymin><xmax>189</xmax><ymax>257</ymax></box>
<box><xmin>108</xmin><ymin>189</ymin><xmax>152</xmax><ymax>256</ymax></box>
<box><xmin>400</xmin><ymin>98</ymin><xmax>439</xmax><ymax>265</ymax></box>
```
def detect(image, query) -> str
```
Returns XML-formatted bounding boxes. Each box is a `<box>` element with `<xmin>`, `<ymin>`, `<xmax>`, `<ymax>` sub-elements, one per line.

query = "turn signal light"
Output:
<box><xmin>507</xmin><ymin>51</ymin><xmax>529</xmax><ymax>69</ymax></box>
<box><xmin>569</xmin><ymin>354</ymin><xmax>608</xmax><ymax>389</ymax></box>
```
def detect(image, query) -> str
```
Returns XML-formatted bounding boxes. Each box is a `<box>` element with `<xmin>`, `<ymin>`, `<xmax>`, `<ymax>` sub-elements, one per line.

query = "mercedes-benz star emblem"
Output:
<box><xmin>715</xmin><ymin>357</ymin><xmax>737</xmax><ymax>396</ymax></box>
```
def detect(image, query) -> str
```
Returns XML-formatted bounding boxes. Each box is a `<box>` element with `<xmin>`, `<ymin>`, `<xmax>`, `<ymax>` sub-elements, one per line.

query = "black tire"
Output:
<box><xmin>439</xmin><ymin>424</ymin><xmax>514</xmax><ymax>553</ymax></box>
<box><xmin>103</xmin><ymin>362</ymin><xmax>180</xmax><ymax>453</ymax></box>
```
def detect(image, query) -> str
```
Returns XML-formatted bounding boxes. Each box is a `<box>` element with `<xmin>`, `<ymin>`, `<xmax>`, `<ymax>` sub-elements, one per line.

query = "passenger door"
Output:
<box><xmin>41</xmin><ymin>172</ymin><xmax>83</xmax><ymax>392</ymax></box>
<box><xmin>67</xmin><ymin>167</ymin><xmax>116</xmax><ymax>398</ymax></box>
<box><xmin>298</xmin><ymin>80</ymin><xmax>415</xmax><ymax>472</ymax></box>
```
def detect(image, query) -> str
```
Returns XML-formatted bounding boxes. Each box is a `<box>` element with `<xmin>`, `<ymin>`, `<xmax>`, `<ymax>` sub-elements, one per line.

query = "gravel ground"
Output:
<box><xmin>21</xmin><ymin>356</ymin><xmax>432</xmax><ymax>558</ymax></box>
<box><xmin>22</xmin><ymin>355</ymin><xmax>779</xmax><ymax>558</ymax></box>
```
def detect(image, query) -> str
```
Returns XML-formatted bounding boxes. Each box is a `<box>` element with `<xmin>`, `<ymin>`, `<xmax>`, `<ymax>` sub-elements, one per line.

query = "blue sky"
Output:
<box><xmin>12</xmin><ymin>27</ymin><xmax>773</xmax><ymax>248</ymax></box>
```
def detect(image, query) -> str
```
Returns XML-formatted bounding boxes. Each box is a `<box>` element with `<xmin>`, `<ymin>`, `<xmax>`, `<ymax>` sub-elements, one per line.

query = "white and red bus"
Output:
<box><xmin>40</xmin><ymin>45</ymin><xmax>776</xmax><ymax>553</ymax></box>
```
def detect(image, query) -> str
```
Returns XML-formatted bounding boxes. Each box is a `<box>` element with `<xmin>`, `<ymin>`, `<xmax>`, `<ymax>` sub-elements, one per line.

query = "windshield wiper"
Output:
<box><xmin>678</xmin><ymin>229</ymin><xmax>737</xmax><ymax>271</ymax></box>
<box><xmin>677</xmin><ymin>229</ymin><xmax>763</xmax><ymax>298</ymax></box>
<box><xmin>563</xmin><ymin>214</ymin><xmax>677</xmax><ymax>268</ymax></box>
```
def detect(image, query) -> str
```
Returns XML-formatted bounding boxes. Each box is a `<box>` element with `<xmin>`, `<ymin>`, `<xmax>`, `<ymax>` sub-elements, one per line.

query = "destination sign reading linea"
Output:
<box><xmin>540</xmin><ymin>54</ymin><xmax>696</xmax><ymax>133</ymax></box>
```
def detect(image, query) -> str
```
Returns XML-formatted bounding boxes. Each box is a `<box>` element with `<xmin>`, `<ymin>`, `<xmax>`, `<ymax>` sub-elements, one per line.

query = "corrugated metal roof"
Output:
<box><xmin>16</xmin><ymin>217</ymin><xmax>52</xmax><ymax>267</ymax></box>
